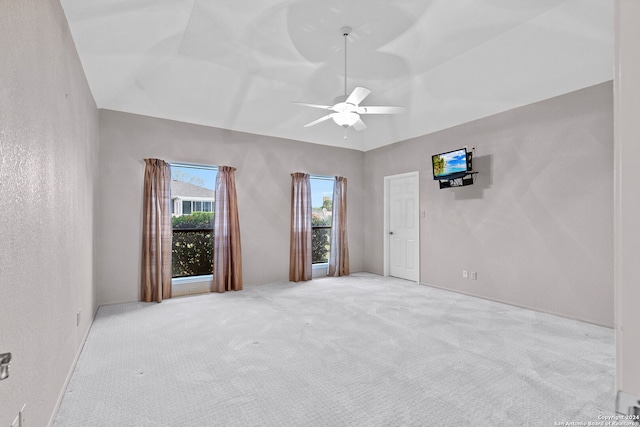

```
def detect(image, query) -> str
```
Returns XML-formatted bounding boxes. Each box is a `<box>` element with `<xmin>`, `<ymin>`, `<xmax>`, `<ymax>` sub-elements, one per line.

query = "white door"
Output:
<box><xmin>385</xmin><ymin>172</ymin><xmax>419</xmax><ymax>282</ymax></box>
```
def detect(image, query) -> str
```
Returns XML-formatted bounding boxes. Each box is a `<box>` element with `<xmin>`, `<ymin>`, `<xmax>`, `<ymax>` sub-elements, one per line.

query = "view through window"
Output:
<box><xmin>170</xmin><ymin>164</ymin><xmax>217</xmax><ymax>278</ymax></box>
<box><xmin>310</xmin><ymin>177</ymin><xmax>334</xmax><ymax>264</ymax></box>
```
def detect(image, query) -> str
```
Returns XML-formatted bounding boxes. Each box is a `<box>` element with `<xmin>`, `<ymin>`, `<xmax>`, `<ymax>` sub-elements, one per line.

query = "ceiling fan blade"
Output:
<box><xmin>293</xmin><ymin>102</ymin><xmax>333</xmax><ymax>110</ymax></box>
<box><xmin>352</xmin><ymin>118</ymin><xmax>367</xmax><ymax>131</ymax></box>
<box><xmin>304</xmin><ymin>114</ymin><xmax>335</xmax><ymax>127</ymax></box>
<box><xmin>357</xmin><ymin>106</ymin><xmax>406</xmax><ymax>114</ymax></box>
<box><xmin>345</xmin><ymin>86</ymin><xmax>371</xmax><ymax>106</ymax></box>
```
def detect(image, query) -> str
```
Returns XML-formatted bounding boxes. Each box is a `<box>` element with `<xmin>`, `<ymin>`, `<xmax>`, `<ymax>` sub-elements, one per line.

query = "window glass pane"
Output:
<box><xmin>312</xmin><ymin>228</ymin><xmax>330</xmax><ymax>264</ymax></box>
<box><xmin>182</xmin><ymin>200</ymin><xmax>192</xmax><ymax>215</ymax></box>
<box><xmin>310</xmin><ymin>178</ymin><xmax>333</xmax><ymax>226</ymax></box>
<box><xmin>310</xmin><ymin>177</ymin><xmax>334</xmax><ymax>264</ymax></box>
<box><xmin>171</xmin><ymin>230</ymin><xmax>214</xmax><ymax>278</ymax></box>
<box><xmin>170</xmin><ymin>164</ymin><xmax>217</xmax><ymax>278</ymax></box>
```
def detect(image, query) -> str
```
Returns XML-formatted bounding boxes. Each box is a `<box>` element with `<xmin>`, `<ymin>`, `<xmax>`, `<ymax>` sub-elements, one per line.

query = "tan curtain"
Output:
<box><xmin>213</xmin><ymin>166</ymin><xmax>243</xmax><ymax>292</ymax></box>
<box><xmin>329</xmin><ymin>176</ymin><xmax>349</xmax><ymax>276</ymax></box>
<box><xmin>141</xmin><ymin>159</ymin><xmax>172</xmax><ymax>302</ymax></box>
<box><xmin>289</xmin><ymin>173</ymin><xmax>312</xmax><ymax>282</ymax></box>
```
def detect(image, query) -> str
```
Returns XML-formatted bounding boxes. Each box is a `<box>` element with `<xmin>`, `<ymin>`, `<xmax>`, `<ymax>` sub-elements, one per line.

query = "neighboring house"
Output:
<box><xmin>171</xmin><ymin>180</ymin><xmax>215</xmax><ymax>217</ymax></box>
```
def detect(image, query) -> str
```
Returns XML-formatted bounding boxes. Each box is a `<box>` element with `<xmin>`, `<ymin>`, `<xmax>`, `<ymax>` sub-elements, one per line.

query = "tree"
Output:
<box><xmin>433</xmin><ymin>156</ymin><xmax>445</xmax><ymax>176</ymax></box>
<box><xmin>311</xmin><ymin>212</ymin><xmax>330</xmax><ymax>227</ymax></box>
<box><xmin>172</xmin><ymin>169</ymin><xmax>205</xmax><ymax>187</ymax></box>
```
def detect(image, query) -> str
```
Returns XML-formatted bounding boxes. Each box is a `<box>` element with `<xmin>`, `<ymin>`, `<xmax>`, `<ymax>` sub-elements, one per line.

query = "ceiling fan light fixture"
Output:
<box><xmin>332</xmin><ymin>111</ymin><xmax>359</xmax><ymax>127</ymax></box>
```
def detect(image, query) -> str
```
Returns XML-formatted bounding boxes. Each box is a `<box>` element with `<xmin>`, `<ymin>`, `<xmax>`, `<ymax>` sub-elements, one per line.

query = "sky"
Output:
<box><xmin>438</xmin><ymin>149</ymin><xmax>467</xmax><ymax>175</ymax></box>
<box><xmin>310</xmin><ymin>177</ymin><xmax>334</xmax><ymax>208</ymax></box>
<box><xmin>171</xmin><ymin>165</ymin><xmax>217</xmax><ymax>190</ymax></box>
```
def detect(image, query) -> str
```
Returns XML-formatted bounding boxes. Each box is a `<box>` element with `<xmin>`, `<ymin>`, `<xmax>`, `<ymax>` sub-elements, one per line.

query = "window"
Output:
<box><xmin>177</xmin><ymin>200</ymin><xmax>213</xmax><ymax>216</ymax></box>
<box><xmin>182</xmin><ymin>200</ymin><xmax>192</xmax><ymax>215</ymax></box>
<box><xmin>170</xmin><ymin>164</ymin><xmax>217</xmax><ymax>278</ymax></box>
<box><xmin>310</xmin><ymin>176</ymin><xmax>334</xmax><ymax>264</ymax></box>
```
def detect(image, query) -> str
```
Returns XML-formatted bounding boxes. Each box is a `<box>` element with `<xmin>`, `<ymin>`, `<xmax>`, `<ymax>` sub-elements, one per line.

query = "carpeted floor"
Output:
<box><xmin>53</xmin><ymin>273</ymin><xmax>615</xmax><ymax>426</ymax></box>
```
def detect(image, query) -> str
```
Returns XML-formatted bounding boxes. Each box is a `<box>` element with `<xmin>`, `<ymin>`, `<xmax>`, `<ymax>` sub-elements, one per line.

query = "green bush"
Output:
<box><xmin>172</xmin><ymin>230</ymin><xmax>213</xmax><ymax>278</ymax></box>
<box><xmin>172</xmin><ymin>212</ymin><xmax>214</xmax><ymax>277</ymax></box>
<box><xmin>172</xmin><ymin>211</ymin><xmax>214</xmax><ymax>229</ymax></box>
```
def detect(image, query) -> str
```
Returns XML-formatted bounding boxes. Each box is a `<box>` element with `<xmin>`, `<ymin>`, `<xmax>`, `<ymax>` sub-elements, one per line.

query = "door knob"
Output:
<box><xmin>389</xmin><ymin>231</ymin><xmax>394</xmax><ymax>235</ymax></box>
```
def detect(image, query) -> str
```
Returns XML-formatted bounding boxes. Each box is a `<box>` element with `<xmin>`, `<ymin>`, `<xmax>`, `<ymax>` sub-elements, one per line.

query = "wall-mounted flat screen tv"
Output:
<box><xmin>432</xmin><ymin>148</ymin><xmax>468</xmax><ymax>179</ymax></box>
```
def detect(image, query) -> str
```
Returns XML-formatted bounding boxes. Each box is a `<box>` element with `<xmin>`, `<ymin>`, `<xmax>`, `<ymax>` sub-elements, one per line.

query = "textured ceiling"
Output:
<box><xmin>61</xmin><ymin>0</ymin><xmax>613</xmax><ymax>151</ymax></box>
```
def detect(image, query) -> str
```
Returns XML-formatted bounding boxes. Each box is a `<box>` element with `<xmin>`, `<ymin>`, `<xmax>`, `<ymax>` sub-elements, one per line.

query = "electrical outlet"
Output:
<box><xmin>20</xmin><ymin>403</ymin><xmax>26</xmax><ymax>427</ymax></box>
<box><xmin>471</xmin><ymin>272</ymin><xmax>477</xmax><ymax>280</ymax></box>
<box><xmin>462</xmin><ymin>270</ymin><xmax>468</xmax><ymax>279</ymax></box>
<box><xmin>189</xmin><ymin>287</ymin><xmax>197</xmax><ymax>293</ymax></box>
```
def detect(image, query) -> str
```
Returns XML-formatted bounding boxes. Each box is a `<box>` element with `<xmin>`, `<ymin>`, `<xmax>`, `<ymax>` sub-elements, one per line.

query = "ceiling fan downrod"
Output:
<box><xmin>340</xmin><ymin>26</ymin><xmax>352</xmax><ymax>98</ymax></box>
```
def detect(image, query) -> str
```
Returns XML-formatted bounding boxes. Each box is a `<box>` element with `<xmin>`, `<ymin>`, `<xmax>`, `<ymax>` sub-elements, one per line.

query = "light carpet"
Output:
<box><xmin>53</xmin><ymin>273</ymin><xmax>615</xmax><ymax>426</ymax></box>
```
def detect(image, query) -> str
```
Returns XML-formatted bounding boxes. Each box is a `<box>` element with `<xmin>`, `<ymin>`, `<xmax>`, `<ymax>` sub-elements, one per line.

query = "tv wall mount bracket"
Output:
<box><xmin>437</xmin><ymin>171</ymin><xmax>477</xmax><ymax>189</ymax></box>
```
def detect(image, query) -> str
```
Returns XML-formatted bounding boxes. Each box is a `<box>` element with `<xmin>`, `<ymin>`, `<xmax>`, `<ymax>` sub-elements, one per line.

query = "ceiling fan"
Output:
<box><xmin>295</xmin><ymin>26</ymin><xmax>405</xmax><ymax>137</ymax></box>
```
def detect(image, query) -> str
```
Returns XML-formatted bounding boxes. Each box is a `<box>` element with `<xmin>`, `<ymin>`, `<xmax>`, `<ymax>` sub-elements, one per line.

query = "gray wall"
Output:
<box><xmin>364</xmin><ymin>82</ymin><xmax>613</xmax><ymax>327</ymax></box>
<box><xmin>0</xmin><ymin>1</ymin><xmax>98</xmax><ymax>426</ymax></box>
<box><xmin>614</xmin><ymin>0</ymin><xmax>640</xmax><ymax>401</ymax></box>
<box><xmin>97</xmin><ymin>110</ymin><xmax>364</xmax><ymax>304</ymax></box>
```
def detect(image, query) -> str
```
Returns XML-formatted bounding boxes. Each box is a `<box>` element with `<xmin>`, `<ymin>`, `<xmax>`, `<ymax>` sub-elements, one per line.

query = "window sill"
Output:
<box><xmin>312</xmin><ymin>263</ymin><xmax>328</xmax><ymax>278</ymax></box>
<box><xmin>172</xmin><ymin>275</ymin><xmax>213</xmax><ymax>285</ymax></box>
<box><xmin>172</xmin><ymin>275</ymin><xmax>212</xmax><ymax>297</ymax></box>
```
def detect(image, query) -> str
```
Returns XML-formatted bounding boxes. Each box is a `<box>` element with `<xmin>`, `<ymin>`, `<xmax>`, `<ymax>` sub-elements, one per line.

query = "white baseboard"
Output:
<box><xmin>47</xmin><ymin>307</ymin><xmax>98</xmax><ymax>427</ymax></box>
<box><xmin>419</xmin><ymin>281</ymin><xmax>613</xmax><ymax>329</ymax></box>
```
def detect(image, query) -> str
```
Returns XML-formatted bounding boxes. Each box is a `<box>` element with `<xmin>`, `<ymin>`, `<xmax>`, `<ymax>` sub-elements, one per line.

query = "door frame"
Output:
<box><xmin>383</xmin><ymin>171</ymin><xmax>420</xmax><ymax>283</ymax></box>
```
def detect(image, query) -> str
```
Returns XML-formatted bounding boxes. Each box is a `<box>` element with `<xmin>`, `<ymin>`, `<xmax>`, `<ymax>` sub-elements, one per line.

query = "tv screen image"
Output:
<box><xmin>432</xmin><ymin>148</ymin><xmax>468</xmax><ymax>179</ymax></box>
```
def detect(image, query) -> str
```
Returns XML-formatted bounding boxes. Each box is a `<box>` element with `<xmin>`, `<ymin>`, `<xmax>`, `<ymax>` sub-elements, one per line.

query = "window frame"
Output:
<box><xmin>310</xmin><ymin>175</ymin><xmax>335</xmax><ymax>266</ymax></box>
<box><xmin>169</xmin><ymin>162</ymin><xmax>218</xmax><ymax>283</ymax></box>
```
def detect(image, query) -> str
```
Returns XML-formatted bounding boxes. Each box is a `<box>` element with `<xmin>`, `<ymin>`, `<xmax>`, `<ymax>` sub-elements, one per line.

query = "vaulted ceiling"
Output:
<box><xmin>60</xmin><ymin>0</ymin><xmax>613</xmax><ymax>151</ymax></box>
